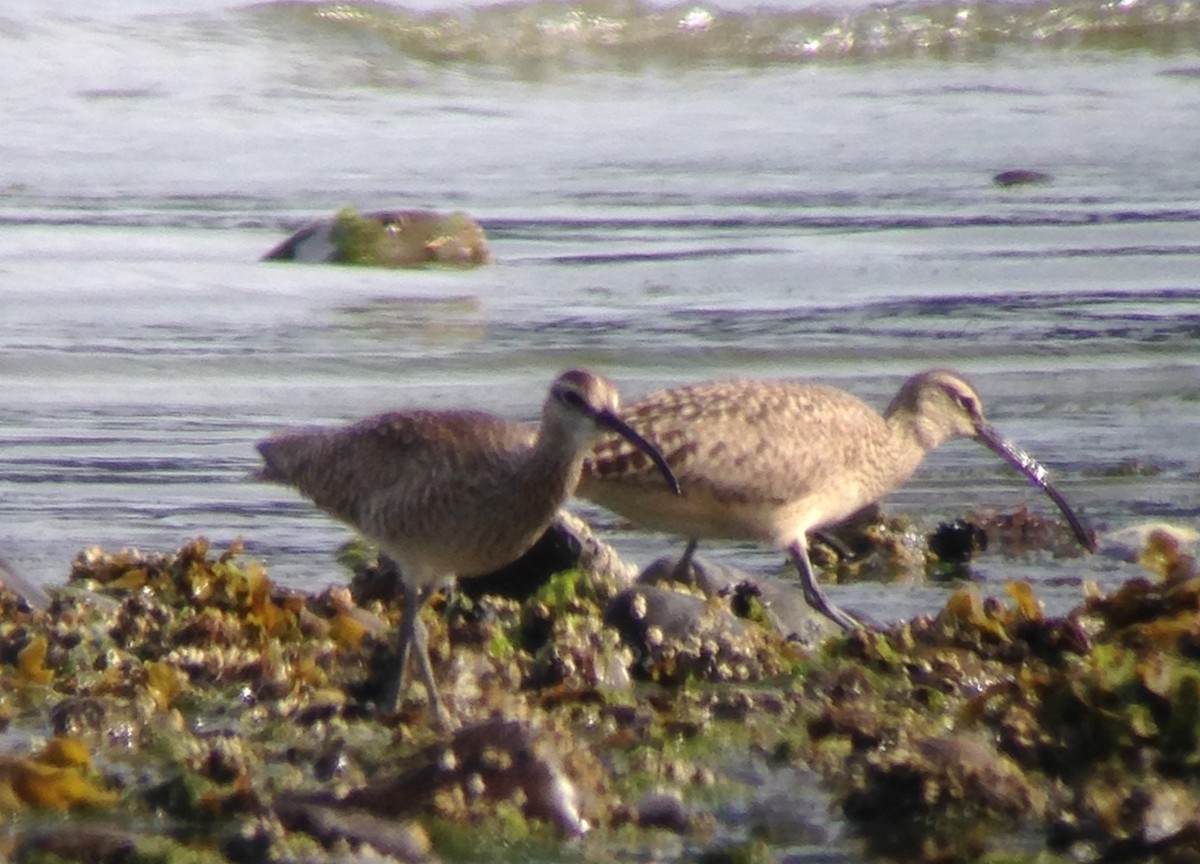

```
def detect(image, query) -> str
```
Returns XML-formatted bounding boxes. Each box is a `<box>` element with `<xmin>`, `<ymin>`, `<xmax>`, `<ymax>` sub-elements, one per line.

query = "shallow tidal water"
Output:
<box><xmin>1</xmin><ymin>0</ymin><xmax>1199</xmax><ymax>641</ymax></box>
<box><xmin>2</xmin><ymin>1</ymin><xmax>1200</xmax><ymax>861</ymax></box>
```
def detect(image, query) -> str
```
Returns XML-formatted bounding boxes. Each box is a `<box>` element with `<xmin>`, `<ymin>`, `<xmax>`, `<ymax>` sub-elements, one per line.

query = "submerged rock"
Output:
<box><xmin>993</xmin><ymin>169</ymin><xmax>1052</xmax><ymax>187</ymax></box>
<box><xmin>263</xmin><ymin>206</ymin><xmax>493</xmax><ymax>268</ymax></box>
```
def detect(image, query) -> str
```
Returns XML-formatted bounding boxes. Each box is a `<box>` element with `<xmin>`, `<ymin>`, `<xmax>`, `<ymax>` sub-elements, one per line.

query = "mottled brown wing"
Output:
<box><xmin>257</xmin><ymin>410</ymin><xmax>536</xmax><ymax>527</ymax></box>
<box><xmin>586</xmin><ymin>380</ymin><xmax>887</xmax><ymax>505</ymax></box>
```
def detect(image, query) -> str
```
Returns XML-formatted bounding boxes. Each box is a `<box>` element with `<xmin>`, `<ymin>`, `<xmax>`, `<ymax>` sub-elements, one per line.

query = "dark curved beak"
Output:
<box><xmin>977</xmin><ymin>423</ymin><xmax>1096</xmax><ymax>553</ymax></box>
<box><xmin>592</xmin><ymin>409</ymin><xmax>682</xmax><ymax>495</ymax></box>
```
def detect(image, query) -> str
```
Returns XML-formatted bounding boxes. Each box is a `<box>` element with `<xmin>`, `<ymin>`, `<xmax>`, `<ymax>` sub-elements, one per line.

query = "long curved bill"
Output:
<box><xmin>593</xmin><ymin>410</ymin><xmax>682</xmax><ymax>496</ymax></box>
<box><xmin>977</xmin><ymin>424</ymin><xmax>1096</xmax><ymax>553</ymax></box>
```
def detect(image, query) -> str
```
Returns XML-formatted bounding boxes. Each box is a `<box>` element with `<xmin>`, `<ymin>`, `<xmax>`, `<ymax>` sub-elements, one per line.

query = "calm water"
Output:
<box><xmin>2</xmin><ymin>0</ymin><xmax>1199</xmax><ymax>631</ymax></box>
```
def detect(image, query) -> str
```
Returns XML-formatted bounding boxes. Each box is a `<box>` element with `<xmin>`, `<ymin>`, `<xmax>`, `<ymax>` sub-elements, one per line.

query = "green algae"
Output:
<box><xmin>6</xmin><ymin>529</ymin><xmax>1200</xmax><ymax>862</ymax></box>
<box><xmin>425</xmin><ymin>813</ymin><xmax>562</xmax><ymax>861</ymax></box>
<box><xmin>696</xmin><ymin>839</ymin><xmax>775</xmax><ymax>864</ymax></box>
<box><xmin>800</xmin><ymin>534</ymin><xmax>1200</xmax><ymax>859</ymax></box>
<box><xmin>329</xmin><ymin>206</ymin><xmax>493</xmax><ymax>268</ymax></box>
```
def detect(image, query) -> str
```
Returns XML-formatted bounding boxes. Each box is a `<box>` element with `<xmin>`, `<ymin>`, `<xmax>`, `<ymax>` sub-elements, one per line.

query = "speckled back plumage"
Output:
<box><xmin>580</xmin><ymin>373</ymin><xmax>976</xmax><ymax>543</ymax></box>
<box><xmin>578</xmin><ymin>369</ymin><xmax>1092</xmax><ymax>635</ymax></box>
<box><xmin>257</xmin><ymin>370</ymin><xmax>631</xmax><ymax>585</ymax></box>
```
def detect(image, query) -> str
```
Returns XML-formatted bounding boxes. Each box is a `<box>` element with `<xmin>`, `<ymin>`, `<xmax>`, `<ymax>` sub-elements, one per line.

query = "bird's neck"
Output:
<box><xmin>882</xmin><ymin>409</ymin><xmax>942</xmax><ymax>483</ymax></box>
<box><xmin>886</xmin><ymin>406</ymin><xmax>951</xmax><ymax>454</ymax></box>
<box><xmin>522</xmin><ymin>427</ymin><xmax>588</xmax><ymax>511</ymax></box>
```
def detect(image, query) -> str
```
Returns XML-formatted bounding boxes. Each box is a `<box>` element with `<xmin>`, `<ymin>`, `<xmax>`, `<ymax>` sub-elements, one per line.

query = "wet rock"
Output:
<box><xmin>263</xmin><ymin>207</ymin><xmax>492</xmax><ymax>268</ymax></box>
<box><xmin>636</xmin><ymin>789</ymin><xmax>691</xmax><ymax>832</ymax></box>
<box><xmin>639</xmin><ymin>555</ymin><xmax>838</xmax><ymax>646</ymax></box>
<box><xmin>1131</xmin><ymin>783</ymin><xmax>1198</xmax><ymax>848</ymax></box>
<box><xmin>696</xmin><ymin>839</ymin><xmax>775</xmax><ymax>864</ymax></box>
<box><xmin>971</xmin><ymin>504</ymin><xmax>1092</xmax><ymax>557</ymax></box>
<box><xmin>523</xmin><ymin>594</ymin><xmax>634</xmax><ymax>697</ymax></box>
<box><xmin>1055</xmin><ymin>780</ymin><xmax>1200</xmax><ymax>858</ymax></box>
<box><xmin>605</xmin><ymin>584</ymin><xmax>792</xmax><ymax>684</ymax></box>
<box><xmin>22</xmin><ymin>523</ymin><xmax>1200</xmax><ymax>861</ymax></box>
<box><xmin>733</xmin><ymin>576</ymin><xmax>842</xmax><ymax>645</ymax></box>
<box><xmin>1101</xmin><ymin>522</ymin><xmax>1198</xmax><ymax>577</ymax></box>
<box><xmin>312</xmin><ymin>739</ymin><xmax>352</xmax><ymax>784</ymax></box>
<box><xmin>13</xmin><ymin>825</ymin><xmax>137</xmax><ymax>863</ymax></box>
<box><xmin>347</xmin><ymin>552</ymin><xmax>405</xmax><ymax>606</ymax></box>
<box><xmin>632</xmin><ymin>509</ymin><xmax>925</xmax><ymax>632</ymax></box>
<box><xmin>460</xmin><ymin>512</ymin><xmax>599</xmax><ymax>602</ymax></box>
<box><xmin>275</xmin><ymin>801</ymin><xmax>434</xmax><ymax>862</ymax></box>
<box><xmin>841</xmin><ymin>733</ymin><xmax>1039</xmax><ymax>860</ymax></box>
<box><xmin>993</xmin><ymin>169</ymin><xmax>1052</xmax><ymax>187</ymax></box>
<box><xmin>285</xmin><ymin>717</ymin><xmax>592</xmax><ymax>836</ymax></box>
<box><xmin>639</xmin><ymin>552</ymin><xmax>750</xmax><ymax>597</ymax></box>
<box><xmin>928</xmin><ymin>518</ymin><xmax>989</xmax><ymax>564</ymax></box>
<box><xmin>607</xmin><ymin>584</ymin><xmax>740</xmax><ymax>650</ymax></box>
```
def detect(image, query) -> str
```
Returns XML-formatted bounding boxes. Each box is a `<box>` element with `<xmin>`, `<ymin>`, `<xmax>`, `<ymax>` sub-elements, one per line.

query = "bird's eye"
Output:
<box><xmin>955</xmin><ymin>393</ymin><xmax>979</xmax><ymax>416</ymax></box>
<box><xmin>559</xmin><ymin>388</ymin><xmax>586</xmax><ymax>409</ymax></box>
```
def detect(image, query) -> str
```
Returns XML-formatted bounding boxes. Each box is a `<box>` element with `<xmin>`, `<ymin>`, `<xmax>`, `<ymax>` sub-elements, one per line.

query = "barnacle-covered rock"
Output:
<box><xmin>5</xmin><ymin>514</ymin><xmax>1200</xmax><ymax>862</ymax></box>
<box><xmin>263</xmin><ymin>206</ymin><xmax>493</xmax><ymax>268</ymax></box>
<box><xmin>280</xmin><ymin>716</ymin><xmax>595</xmax><ymax>839</ymax></box>
<box><xmin>605</xmin><ymin>584</ymin><xmax>795</xmax><ymax>685</ymax></box>
<box><xmin>802</xmin><ymin>531</ymin><xmax>1200</xmax><ymax>860</ymax></box>
<box><xmin>970</xmin><ymin>504</ymin><xmax>1091</xmax><ymax>558</ymax></box>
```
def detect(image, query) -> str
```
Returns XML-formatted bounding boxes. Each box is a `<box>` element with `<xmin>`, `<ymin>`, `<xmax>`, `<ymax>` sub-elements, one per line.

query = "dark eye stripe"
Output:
<box><xmin>560</xmin><ymin>388</ymin><xmax>586</xmax><ymax>409</ymax></box>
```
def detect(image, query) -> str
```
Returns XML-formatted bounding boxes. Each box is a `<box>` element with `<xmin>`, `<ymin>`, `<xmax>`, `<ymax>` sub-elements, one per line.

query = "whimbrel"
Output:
<box><xmin>256</xmin><ymin>370</ymin><xmax>680</xmax><ymax>728</ymax></box>
<box><xmin>581</xmin><ymin>369</ymin><xmax>1095</xmax><ymax>631</ymax></box>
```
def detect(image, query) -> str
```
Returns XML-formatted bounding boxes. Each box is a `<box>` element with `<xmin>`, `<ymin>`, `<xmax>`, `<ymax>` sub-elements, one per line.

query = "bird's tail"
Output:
<box><xmin>254</xmin><ymin>438</ymin><xmax>295</xmax><ymax>484</ymax></box>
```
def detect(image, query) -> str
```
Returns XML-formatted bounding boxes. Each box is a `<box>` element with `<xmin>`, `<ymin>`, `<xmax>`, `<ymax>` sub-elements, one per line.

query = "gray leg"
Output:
<box><xmin>409</xmin><ymin>586</ymin><xmax>453</xmax><ymax>732</ymax></box>
<box><xmin>669</xmin><ymin>538</ymin><xmax>700</xmax><ymax>582</ymax></box>
<box><xmin>382</xmin><ymin>582</ymin><xmax>453</xmax><ymax>730</ymax></box>
<box><xmin>381</xmin><ymin>577</ymin><xmax>422</xmax><ymax>713</ymax></box>
<box><xmin>811</xmin><ymin>529</ymin><xmax>855</xmax><ymax>561</ymax></box>
<box><xmin>788</xmin><ymin>540</ymin><xmax>862</xmax><ymax>632</ymax></box>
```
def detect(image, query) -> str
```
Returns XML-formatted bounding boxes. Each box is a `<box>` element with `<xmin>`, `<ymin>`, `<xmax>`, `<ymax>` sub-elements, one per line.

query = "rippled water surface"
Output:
<box><xmin>2</xmin><ymin>0</ymin><xmax>1199</xmax><ymax>636</ymax></box>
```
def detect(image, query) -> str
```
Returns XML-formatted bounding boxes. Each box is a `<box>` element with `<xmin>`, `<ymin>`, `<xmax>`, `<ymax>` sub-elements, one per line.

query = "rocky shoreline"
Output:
<box><xmin>1</xmin><ymin>511</ymin><xmax>1196</xmax><ymax>863</ymax></box>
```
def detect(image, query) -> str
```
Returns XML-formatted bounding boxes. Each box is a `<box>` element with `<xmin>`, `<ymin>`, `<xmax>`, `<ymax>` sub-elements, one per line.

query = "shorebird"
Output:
<box><xmin>581</xmin><ymin>369</ymin><xmax>1095</xmax><ymax>632</ymax></box>
<box><xmin>256</xmin><ymin>370</ymin><xmax>680</xmax><ymax>728</ymax></box>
